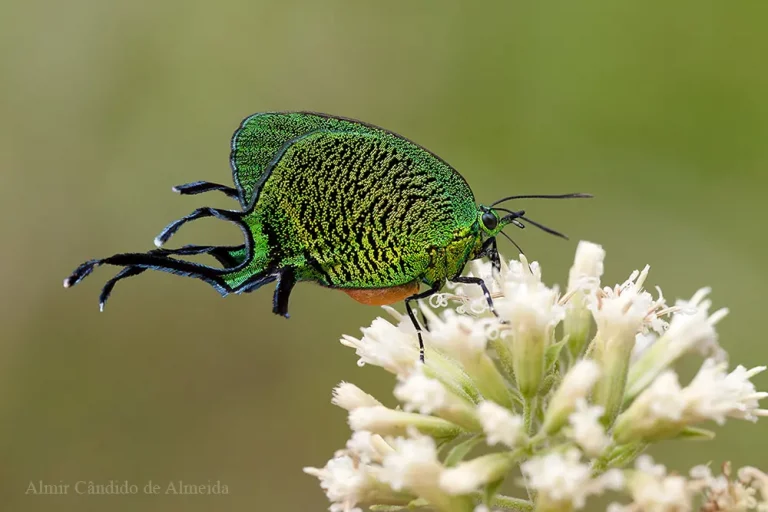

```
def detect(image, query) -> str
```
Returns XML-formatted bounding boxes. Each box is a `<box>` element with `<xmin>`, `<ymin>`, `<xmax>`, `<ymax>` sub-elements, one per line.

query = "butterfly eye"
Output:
<box><xmin>482</xmin><ymin>211</ymin><xmax>498</xmax><ymax>231</ymax></box>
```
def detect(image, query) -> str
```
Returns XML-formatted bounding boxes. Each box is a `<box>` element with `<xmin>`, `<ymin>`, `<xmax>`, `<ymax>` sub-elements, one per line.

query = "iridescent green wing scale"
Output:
<box><xmin>229</xmin><ymin>112</ymin><xmax>476</xmax><ymax>210</ymax></box>
<box><xmin>237</xmin><ymin>127</ymin><xmax>479</xmax><ymax>290</ymax></box>
<box><xmin>230</xmin><ymin>112</ymin><xmax>355</xmax><ymax>208</ymax></box>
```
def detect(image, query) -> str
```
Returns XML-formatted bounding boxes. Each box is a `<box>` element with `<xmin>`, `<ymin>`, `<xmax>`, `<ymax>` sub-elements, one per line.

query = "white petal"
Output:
<box><xmin>394</xmin><ymin>372</ymin><xmax>448</xmax><ymax>414</ymax></box>
<box><xmin>332</xmin><ymin>382</ymin><xmax>383</xmax><ymax>411</ymax></box>
<box><xmin>477</xmin><ymin>401</ymin><xmax>523</xmax><ymax>448</ymax></box>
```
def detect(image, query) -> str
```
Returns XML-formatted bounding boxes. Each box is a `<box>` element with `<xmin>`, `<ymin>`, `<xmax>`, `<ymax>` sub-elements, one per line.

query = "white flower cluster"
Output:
<box><xmin>305</xmin><ymin>242</ymin><xmax>768</xmax><ymax>512</ymax></box>
<box><xmin>607</xmin><ymin>456</ymin><xmax>768</xmax><ymax>511</ymax></box>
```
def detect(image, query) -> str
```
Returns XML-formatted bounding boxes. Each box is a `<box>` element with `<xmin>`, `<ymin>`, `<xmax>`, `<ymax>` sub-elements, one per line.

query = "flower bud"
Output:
<box><xmin>589</xmin><ymin>266</ymin><xmax>660</xmax><ymax>425</ymax></box>
<box><xmin>614</xmin><ymin>360</ymin><xmax>768</xmax><ymax>444</ymax></box>
<box><xmin>440</xmin><ymin>453</ymin><xmax>517</xmax><ymax>495</ymax></box>
<box><xmin>426</xmin><ymin>309</ymin><xmax>512</xmax><ymax>408</ymax></box>
<box><xmin>521</xmin><ymin>449</ymin><xmax>624</xmax><ymax>511</ymax></box>
<box><xmin>477</xmin><ymin>401</ymin><xmax>525</xmax><ymax>448</ymax></box>
<box><xmin>564</xmin><ymin>241</ymin><xmax>605</xmax><ymax>358</ymax></box>
<box><xmin>380</xmin><ymin>434</ymin><xmax>475</xmax><ymax>512</ymax></box>
<box><xmin>542</xmin><ymin>360</ymin><xmax>601</xmax><ymax>435</ymax></box>
<box><xmin>625</xmin><ymin>288</ymin><xmax>728</xmax><ymax>402</ymax></box>
<box><xmin>332</xmin><ymin>382</ymin><xmax>383</xmax><ymax>411</ymax></box>
<box><xmin>496</xmin><ymin>256</ymin><xmax>564</xmax><ymax>398</ymax></box>
<box><xmin>349</xmin><ymin>406</ymin><xmax>462</xmax><ymax>441</ymax></box>
<box><xmin>395</xmin><ymin>371</ymin><xmax>482</xmax><ymax>432</ymax></box>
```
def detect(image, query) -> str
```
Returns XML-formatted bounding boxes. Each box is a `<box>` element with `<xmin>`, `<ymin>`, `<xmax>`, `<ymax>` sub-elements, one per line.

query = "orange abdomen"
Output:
<box><xmin>341</xmin><ymin>281</ymin><xmax>420</xmax><ymax>306</ymax></box>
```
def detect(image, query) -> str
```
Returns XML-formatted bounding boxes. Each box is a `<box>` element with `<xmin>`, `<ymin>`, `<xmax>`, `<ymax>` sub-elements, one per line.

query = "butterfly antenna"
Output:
<box><xmin>491</xmin><ymin>192</ymin><xmax>592</xmax><ymax>207</ymax></box>
<box><xmin>519</xmin><ymin>216</ymin><xmax>569</xmax><ymax>240</ymax></box>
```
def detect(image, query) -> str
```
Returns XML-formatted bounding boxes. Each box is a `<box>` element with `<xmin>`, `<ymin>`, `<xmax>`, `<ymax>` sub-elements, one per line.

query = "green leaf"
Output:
<box><xmin>598</xmin><ymin>442</ymin><xmax>647</xmax><ymax>470</ymax></box>
<box><xmin>444</xmin><ymin>434</ymin><xmax>483</xmax><ymax>467</ymax></box>
<box><xmin>483</xmin><ymin>477</ymin><xmax>505</xmax><ymax>506</ymax></box>
<box><xmin>674</xmin><ymin>426</ymin><xmax>716</xmax><ymax>441</ymax></box>
<box><xmin>538</xmin><ymin>371</ymin><xmax>560</xmax><ymax>396</ymax></box>
<box><xmin>545</xmin><ymin>335</ymin><xmax>570</xmax><ymax>371</ymax></box>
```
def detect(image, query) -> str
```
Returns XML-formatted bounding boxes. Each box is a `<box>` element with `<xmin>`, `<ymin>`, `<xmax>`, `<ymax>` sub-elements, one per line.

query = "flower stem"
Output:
<box><xmin>523</xmin><ymin>396</ymin><xmax>538</xmax><ymax>435</ymax></box>
<box><xmin>487</xmin><ymin>493</ymin><xmax>534</xmax><ymax>511</ymax></box>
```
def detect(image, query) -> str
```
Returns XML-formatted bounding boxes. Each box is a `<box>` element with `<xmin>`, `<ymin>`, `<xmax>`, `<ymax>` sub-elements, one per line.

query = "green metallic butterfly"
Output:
<box><xmin>64</xmin><ymin>112</ymin><xmax>589</xmax><ymax>359</ymax></box>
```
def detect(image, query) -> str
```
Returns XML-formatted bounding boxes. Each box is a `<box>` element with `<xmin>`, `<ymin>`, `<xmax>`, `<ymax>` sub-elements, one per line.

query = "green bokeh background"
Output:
<box><xmin>1</xmin><ymin>1</ymin><xmax>767</xmax><ymax>510</ymax></box>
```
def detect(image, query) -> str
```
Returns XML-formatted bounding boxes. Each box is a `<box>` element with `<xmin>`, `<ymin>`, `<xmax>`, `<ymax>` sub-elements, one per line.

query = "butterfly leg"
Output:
<box><xmin>96</xmin><ymin>245</ymin><xmax>247</xmax><ymax>310</ymax></box>
<box><xmin>404</xmin><ymin>282</ymin><xmax>442</xmax><ymax>363</ymax></box>
<box><xmin>65</xmin><ymin>251</ymin><xmax>233</xmax><ymax>292</ymax></box>
<box><xmin>419</xmin><ymin>309</ymin><xmax>431</xmax><ymax>332</ymax></box>
<box><xmin>97</xmin><ymin>266</ymin><xmax>146</xmax><ymax>311</ymax></box>
<box><xmin>154</xmin><ymin>207</ymin><xmax>240</xmax><ymax>247</ymax></box>
<box><xmin>451</xmin><ymin>275</ymin><xmax>501</xmax><ymax>319</ymax></box>
<box><xmin>64</xmin><ymin>211</ymin><xmax>274</xmax><ymax>310</ymax></box>
<box><xmin>272</xmin><ymin>267</ymin><xmax>297</xmax><ymax>318</ymax></box>
<box><xmin>477</xmin><ymin>238</ymin><xmax>501</xmax><ymax>272</ymax></box>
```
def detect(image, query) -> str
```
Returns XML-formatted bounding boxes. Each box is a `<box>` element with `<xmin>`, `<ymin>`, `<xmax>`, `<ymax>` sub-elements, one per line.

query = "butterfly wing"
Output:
<box><xmin>230</xmin><ymin>112</ymin><xmax>370</xmax><ymax>208</ymax></box>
